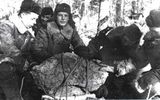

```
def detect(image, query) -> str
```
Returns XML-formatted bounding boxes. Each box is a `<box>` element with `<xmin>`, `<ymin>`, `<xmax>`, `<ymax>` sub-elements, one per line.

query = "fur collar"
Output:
<box><xmin>9</xmin><ymin>14</ymin><xmax>28</xmax><ymax>34</ymax></box>
<box><xmin>48</xmin><ymin>21</ymin><xmax>73</xmax><ymax>40</ymax></box>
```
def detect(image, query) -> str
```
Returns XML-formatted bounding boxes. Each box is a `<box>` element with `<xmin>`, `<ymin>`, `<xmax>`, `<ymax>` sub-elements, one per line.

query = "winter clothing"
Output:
<box><xmin>143</xmin><ymin>29</ymin><xmax>160</xmax><ymax>68</ymax></box>
<box><xmin>33</xmin><ymin>7</ymin><xmax>54</xmax><ymax>34</ymax></box>
<box><xmin>21</xmin><ymin>71</ymin><xmax>45</xmax><ymax>100</ymax></box>
<box><xmin>54</xmin><ymin>3</ymin><xmax>71</xmax><ymax>15</ymax></box>
<box><xmin>41</xmin><ymin>7</ymin><xmax>53</xmax><ymax>16</ymax></box>
<box><xmin>138</xmin><ymin>69</ymin><xmax>160</xmax><ymax>90</ymax></box>
<box><xmin>19</xmin><ymin>0</ymin><xmax>41</xmax><ymax>15</ymax></box>
<box><xmin>137</xmin><ymin>9</ymin><xmax>160</xmax><ymax>93</ymax></box>
<box><xmin>140</xmin><ymin>30</ymin><xmax>160</xmax><ymax>90</ymax></box>
<box><xmin>31</xmin><ymin>21</ymin><xmax>85</xmax><ymax>63</ymax></box>
<box><xmin>20</xmin><ymin>7</ymin><xmax>55</xmax><ymax>100</ymax></box>
<box><xmin>74</xmin><ymin>45</ymin><xmax>91</xmax><ymax>59</ymax></box>
<box><xmin>145</xmin><ymin>9</ymin><xmax>160</xmax><ymax>28</ymax></box>
<box><xmin>0</xmin><ymin>14</ymin><xmax>33</xmax><ymax>100</ymax></box>
<box><xmin>53</xmin><ymin>3</ymin><xmax>75</xmax><ymax>29</ymax></box>
<box><xmin>29</xmin><ymin>3</ymin><xmax>90</xmax><ymax>98</ymax></box>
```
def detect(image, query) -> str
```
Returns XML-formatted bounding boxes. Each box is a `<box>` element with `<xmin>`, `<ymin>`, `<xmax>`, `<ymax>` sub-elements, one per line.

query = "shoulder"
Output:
<box><xmin>0</xmin><ymin>20</ymin><xmax>17</xmax><ymax>44</ymax></box>
<box><xmin>144</xmin><ymin>29</ymin><xmax>160</xmax><ymax>41</ymax></box>
<box><xmin>0</xmin><ymin>20</ymin><xmax>17</xmax><ymax>41</ymax></box>
<box><xmin>47</xmin><ymin>21</ymin><xmax>60</xmax><ymax>33</ymax></box>
<box><xmin>47</xmin><ymin>21</ymin><xmax>57</xmax><ymax>27</ymax></box>
<box><xmin>0</xmin><ymin>20</ymin><xmax>15</xmax><ymax>32</ymax></box>
<box><xmin>47</xmin><ymin>21</ymin><xmax>58</xmax><ymax>30</ymax></box>
<box><xmin>64</xmin><ymin>24</ymin><xmax>74</xmax><ymax>33</ymax></box>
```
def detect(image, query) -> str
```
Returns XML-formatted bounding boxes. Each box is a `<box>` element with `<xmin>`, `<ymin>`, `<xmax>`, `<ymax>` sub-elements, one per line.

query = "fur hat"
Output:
<box><xmin>41</xmin><ymin>7</ymin><xmax>53</xmax><ymax>16</ymax></box>
<box><xmin>19</xmin><ymin>0</ymin><xmax>41</xmax><ymax>15</ymax></box>
<box><xmin>55</xmin><ymin>3</ymin><xmax>71</xmax><ymax>14</ymax></box>
<box><xmin>146</xmin><ymin>9</ymin><xmax>160</xmax><ymax>27</ymax></box>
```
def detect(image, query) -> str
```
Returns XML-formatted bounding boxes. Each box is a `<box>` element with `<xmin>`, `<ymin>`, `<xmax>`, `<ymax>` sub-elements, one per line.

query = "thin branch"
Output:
<box><xmin>97</xmin><ymin>0</ymin><xmax>102</xmax><ymax>34</ymax></box>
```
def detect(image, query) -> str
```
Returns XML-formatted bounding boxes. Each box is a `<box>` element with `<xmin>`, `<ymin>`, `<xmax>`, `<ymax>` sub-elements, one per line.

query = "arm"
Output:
<box><xmin>71</xmin><ymin>29</ymin><xmax>85</xmax><ymax>48</ymax></box>
<box><xmin>0</xmin><ymin>22</ymin><xmax>21</xmax><ymax>64</ymax></box>
<box><xmin>31</xmin><ymin>28</ymin><xmax>53</xmax><ymax>63</ymax></box>
<box><xmin>71</xmin><ymin>29</ymin><xmax>92</xmax><ymax>59</ymax></box>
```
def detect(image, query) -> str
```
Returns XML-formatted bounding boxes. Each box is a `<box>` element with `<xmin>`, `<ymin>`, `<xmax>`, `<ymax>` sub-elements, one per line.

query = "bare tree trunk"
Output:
<box><xmin>108</xmin><ymin>0</ymin><xmax>115</xmax><ymax>26</ymax></box>
<box><xmin>97</xmin><ymin>0</ymin><xmax>101</xmax><ymax>33</ymax></box>
<box><xmin>122</xmin><ymin>0</ymin><xmax>125</xmax><ymax>25</ymax></box>
<box><xmin>115</xmin><ymin>0</ymin><xmax>122</xmax><ymax>26</ymax></box>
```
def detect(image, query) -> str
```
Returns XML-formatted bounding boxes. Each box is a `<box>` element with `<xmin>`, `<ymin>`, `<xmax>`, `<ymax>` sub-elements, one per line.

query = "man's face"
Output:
<box><xmin>41</xmin><ymin>14</ymin><xmax>52</xmax><ymax>25</ymax></box>
<box><xmin>21</xmin><ymin>12</ymin><xmax>39</xmax><ymax>29</ymax></box>
<box><xmin>41</xmin><ymin>15</ymin><xmax>52</xmax><ymax>22</ymax></box>
<box><xmin>57</xmin><ymin>12</ymin><xmax>69</xmax><ymax>27</ymax></box>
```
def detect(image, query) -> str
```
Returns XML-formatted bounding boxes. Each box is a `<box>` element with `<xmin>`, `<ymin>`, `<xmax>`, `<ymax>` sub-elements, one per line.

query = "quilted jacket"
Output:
<box><xmin>0</xmin><ymin>15</ymin><xmax>32</xmax><ymax>72</ymax></box>
<box><xmin>31</xmin><ymin>21</ymin><xmax>85</xmax><ymax>63</ymax></box>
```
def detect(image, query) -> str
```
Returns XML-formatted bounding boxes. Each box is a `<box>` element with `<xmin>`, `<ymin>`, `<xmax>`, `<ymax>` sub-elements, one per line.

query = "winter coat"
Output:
<box><xmin>0</xmin><ymin>15</ymin><xmax>32</xmax><ymax>79</ymax></box>
<box><xmin>143</xmin><ymin>29</ymin><xmax>160</xmax><ymax>68</ymax></box>
<box><xmin>137</xmin><ymin>29</ymin><xmax>160</xmax><ymax>92</ymax></box>
<box><xmin>31</xmin><ymin>21</ymin><xmax>85</xmax><ymax>63</ymax></box>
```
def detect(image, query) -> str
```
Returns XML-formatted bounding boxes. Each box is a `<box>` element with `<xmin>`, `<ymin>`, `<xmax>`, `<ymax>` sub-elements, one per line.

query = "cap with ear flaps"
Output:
<box><xmin>19</xmin><ymin>0</ymin><xmax>41</xmax><ymax>15</ymax></box>
<box><xmin>146</xmin><ymin>9</ymin><xmax>160</xmax><ymax>28</ymax></box>
<box><xmin>55</xmin><ymin>3</ymin><xmax>71</xmax><ymax>14</ymax></box>
<box><xmin>41</xmin><ymin>7</ymin><xmax>53</xmax><ymax>16</ymax></box>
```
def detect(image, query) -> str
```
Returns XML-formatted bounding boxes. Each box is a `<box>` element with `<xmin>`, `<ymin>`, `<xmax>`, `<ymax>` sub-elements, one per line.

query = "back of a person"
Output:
<box><xmin>135</xmin><ymin>9</ymin><xmax>160</xmax><ymax>99</ymax></box>
<box><xmin>143</xmin><ymin>30</ymin><xmax>160</xmax><ymax>68</ymax></box>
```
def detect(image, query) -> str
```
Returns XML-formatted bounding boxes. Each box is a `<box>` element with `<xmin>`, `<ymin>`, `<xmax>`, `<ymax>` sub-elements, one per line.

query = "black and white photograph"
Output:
<box><xmin>0</xmin><ymin>0</ymin><xmax>160</xmax><ymax>100</ymax></box>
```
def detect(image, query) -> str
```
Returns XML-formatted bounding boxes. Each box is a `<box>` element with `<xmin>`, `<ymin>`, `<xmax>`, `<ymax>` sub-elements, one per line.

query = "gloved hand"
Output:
<box><xmin>96</xmin><ymin>26</ymin><xmax>113</xmax><ymax>39</ymax></box>
<box><xmin>28</xmin><ymin>61</ymin><xmax>38</xmax><ymax>71</ymax></box>
<box><xmin>74</xmin><ymin>46</ymin><xmax>91</xmax><ymax>59</ymax></box>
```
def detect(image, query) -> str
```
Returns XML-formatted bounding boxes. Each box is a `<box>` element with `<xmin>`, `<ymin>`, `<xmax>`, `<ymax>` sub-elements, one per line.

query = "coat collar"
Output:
<box><xmin>9</xmin><ymin>14</ymin><xmax>28</xmax><ymax>34</ymax></box>
<box><xmin>48</xmin><ymin>21</ymin><xmax>74</xmax><ymax>40</ymax></box>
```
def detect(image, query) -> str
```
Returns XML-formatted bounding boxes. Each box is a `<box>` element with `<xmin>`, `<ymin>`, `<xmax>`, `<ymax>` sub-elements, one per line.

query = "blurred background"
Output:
<box><xmin>0</xmin><ymin>0</ymin><xmax>160</xmax><ymax>45</ymax></box>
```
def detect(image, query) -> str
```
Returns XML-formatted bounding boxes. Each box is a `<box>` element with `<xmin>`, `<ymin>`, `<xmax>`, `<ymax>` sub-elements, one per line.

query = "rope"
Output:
<box><xmin>57</xmin><ymin>55</ymin><xmax>82</xmax><ymax>99</ymax></box>
<box><xmin>20</xmin><ymin>76</ymin><xmax>25</xmax><ymax>100</ymax></box>
<box><xmin>85</xmin><ymin>59</ymin><xmax>89</xmax><ymax>93</ymax></box>
<box><xmin>66</xmin><ymin>82</ymin><xmax>68</xmax><ymax>100</ymax></box>
<box><xmin>146</xmin><ymin>85</ymin><xmax>152</xmax><ymax>100</ymax></box>
<box><xmin>62</xmin><ymin>58</ymin><xmax>82</xmax><ymax>87</ymax></box>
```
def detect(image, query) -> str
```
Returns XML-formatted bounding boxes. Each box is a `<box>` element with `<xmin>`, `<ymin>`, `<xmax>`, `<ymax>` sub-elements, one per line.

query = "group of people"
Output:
<box><xmin>0</xmin><ymin>0</ymin><xmax>91</xmax><ymax>100</ymax></box>
<box><xmin>88</xmin><ymin>9</ymin><xmax>160</xmax><ymax>99</ymax></box>
<box><xmin>1</xmin><ymin>0</ymin><xmax>160</xmax><ymax>99</ymax></box>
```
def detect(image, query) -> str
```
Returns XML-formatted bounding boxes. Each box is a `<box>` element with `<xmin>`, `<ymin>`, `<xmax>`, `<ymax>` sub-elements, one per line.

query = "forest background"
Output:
<box><xmin>0</xmin><ymin>0</ymin><xmax>160</xmax><ymax>99</ymax></box>
<box><xmin>0</xmin><ymin>0</ymin><xmax>160</xmax><ymax>45</ymax></box>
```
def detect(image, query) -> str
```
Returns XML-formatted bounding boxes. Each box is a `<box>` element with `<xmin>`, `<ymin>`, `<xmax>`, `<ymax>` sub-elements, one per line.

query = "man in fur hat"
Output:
<box><xmin>33</xmin><ymin>6</ymin><xmax>54</xmax><ymax>32</ymax></box>
<box><xmin>21</xmin><ymin>6</ymin><xmax>54</xmax><ymax>100</ymax></box>
<box><xmin>31</xmin><ymin>3</ymin><xmax>90</xmax><ymax>64</ymax></box>
<box><xmin>135</xmin><ymin>9</ymin><xmax>160</xmax><ymax>99</ymax></box>
<box><xmin>0</xmin><ymin>0</ymin><xmax>41</xmax><ymax>100</ymax></box>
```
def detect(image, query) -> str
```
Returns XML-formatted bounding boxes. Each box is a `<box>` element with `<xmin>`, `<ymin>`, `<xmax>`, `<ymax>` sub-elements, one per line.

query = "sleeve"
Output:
<box><xmin>133</xmin><ymin>46</ymin><xmax>149</xmax><ymax>69</ymax></box>
<box><xmin>71</xmin><ymin>29</ymin><xmax>85</xmax><ymax>49</ymax></box>
<box><xmin>0</xmin><ymin>22</ymin><xmax>21</xmax><ymax>64</ymax></box>
<box><xmin>87</xmin><ymin>38</ymin><xmax>102</xmax><ymax>60</ymax></box>
<box><xmin>71</xmin><ymin>29</ymin><xmax>92</xmax><ymax>59</ymax></box>
<box><xmin>31</xmin><ymin>28</ymin><xmax>53</xmax><ymax>63</ymax></box>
